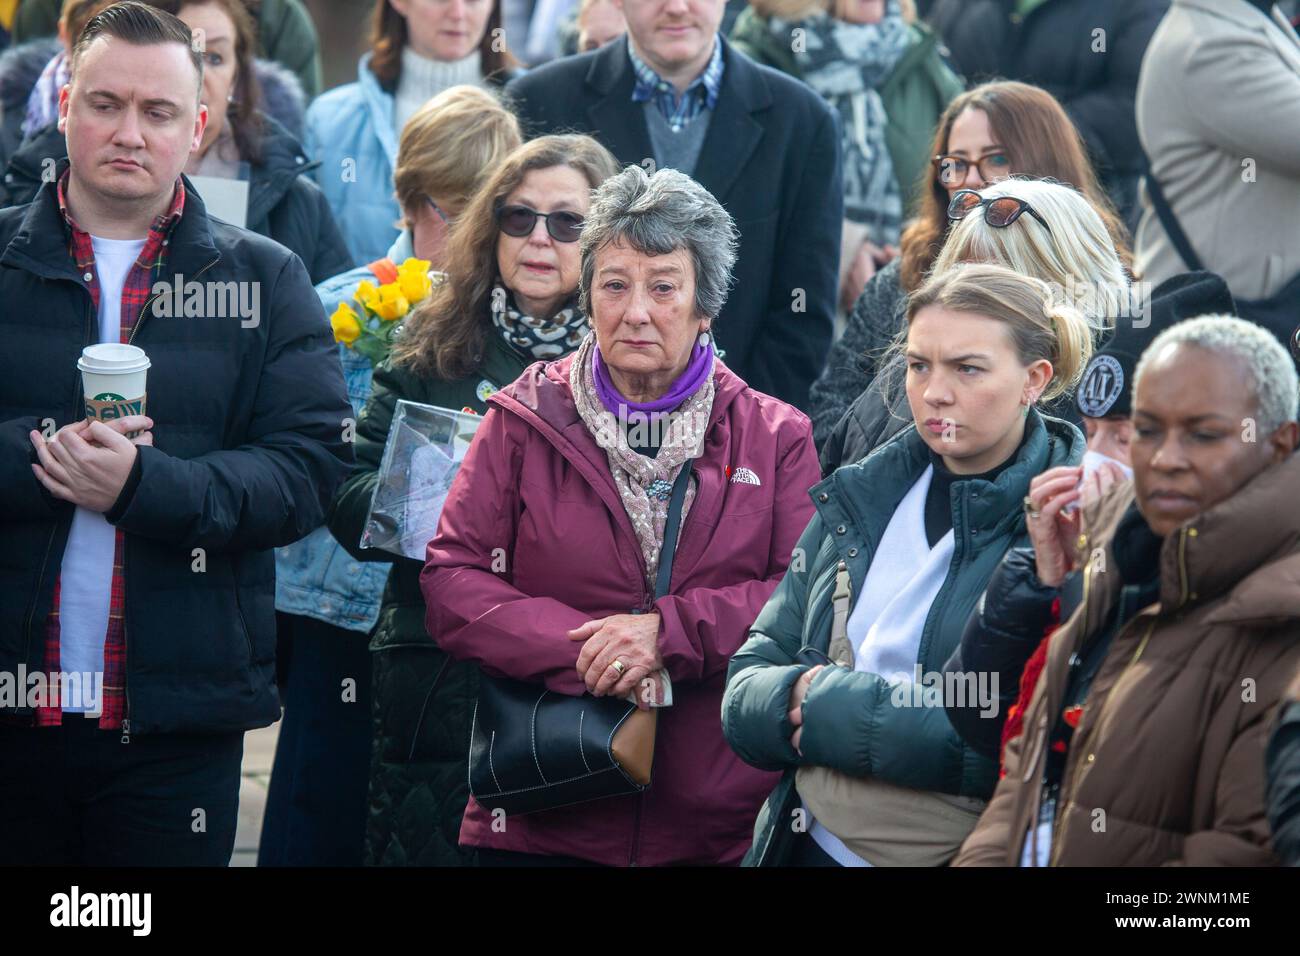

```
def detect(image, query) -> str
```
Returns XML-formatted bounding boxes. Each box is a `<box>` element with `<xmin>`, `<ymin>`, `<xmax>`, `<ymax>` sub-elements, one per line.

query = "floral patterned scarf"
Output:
<box><xmin>569</xmin><ymin>333</ymin><xmax>716</xmax><ymax>589</ymax></box>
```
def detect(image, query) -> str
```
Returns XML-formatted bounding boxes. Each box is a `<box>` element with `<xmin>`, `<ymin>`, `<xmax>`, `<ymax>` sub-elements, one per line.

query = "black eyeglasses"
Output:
<box><xmin>947</xmin><ymin>189</ymin><xmax>1052</xmax><ymax>234</ymax></box>
<box><xmin>933</xmin><ymin>152</ymin><xmax>1011</xmax><ymax>187</ymax></box>
<box><xmin>496</xmin><ymin>204</ymin><xmax>585</xmax><ymax>243</ymax></box>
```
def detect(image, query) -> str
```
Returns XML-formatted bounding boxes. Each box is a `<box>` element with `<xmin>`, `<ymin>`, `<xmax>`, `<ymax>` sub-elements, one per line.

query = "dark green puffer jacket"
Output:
<box><xmin>327</xmin><ymin>331</ymin><xmax>532</xmax><ymax>866</ymax></box>
<box><xmin>722</xmin><ymin>409</ymin><xmax>1083</xmax><ymax>866</ymax></box>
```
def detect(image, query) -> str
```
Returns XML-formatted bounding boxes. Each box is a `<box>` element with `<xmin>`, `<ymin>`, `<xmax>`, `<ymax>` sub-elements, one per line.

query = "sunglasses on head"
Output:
<box><xmin>947</xmin><ymin>189</ymin><xmax>1052</xmax><ymax>233</ymax></box>
<box><xmin>496</xmin><ymin>204</ymin><xmax>585</xmax><ymax>243</ymax></box>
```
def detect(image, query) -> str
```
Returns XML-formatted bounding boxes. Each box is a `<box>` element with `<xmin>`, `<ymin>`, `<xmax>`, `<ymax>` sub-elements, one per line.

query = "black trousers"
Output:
<box><xmin>258</xmin><ymin>611</ymin><xmax>372</xmax><ymax>866</ymax></box>
<box><xmin>0</xmin><ymin>716</ymin><xmax>243</xmax><ymax>866</ymax></box>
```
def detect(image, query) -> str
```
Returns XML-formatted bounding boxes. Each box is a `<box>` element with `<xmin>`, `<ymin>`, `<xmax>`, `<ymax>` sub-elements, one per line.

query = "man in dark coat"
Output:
<box><xmin>925</xmin><ymin>0</ymin><xmax>1168</xmax><ymax>228</ymax></box>
<box><xmin>504</xmin><ymin>0</ymin><xmax>842</xmax><ymax>411</ymax></box>
<box><xmin>0</xmin><ymin>3</ymin><xmax>352</xmax><ymax>865</ymax></box>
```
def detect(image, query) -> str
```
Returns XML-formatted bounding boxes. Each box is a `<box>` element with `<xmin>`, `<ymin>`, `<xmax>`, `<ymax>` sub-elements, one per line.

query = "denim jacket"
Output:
<box><xmin>273</xmin><ymin>232</ymin><xmax>413</xmax><ymax>630</ymax></box>
<box><xmin>303</xmin><ymin>53</ymin><xmax>400</xmax><ymax>266</ymax></box>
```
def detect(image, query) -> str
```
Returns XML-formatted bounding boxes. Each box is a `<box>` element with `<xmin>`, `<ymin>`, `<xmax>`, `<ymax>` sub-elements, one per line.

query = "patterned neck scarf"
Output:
<box><xmin>773</xmin><ymin>4</ymin><xmax>911</xmax><ymax>242</ymax></box>
<box><xmin>570</xmin><ymin>333</ymin><xmax>716</xmax><ymax>589</ymax></box>
<box><xmin>490</xmin><ymin>281</ymin><xmax>588</xmax><ymax>360</ymax></box>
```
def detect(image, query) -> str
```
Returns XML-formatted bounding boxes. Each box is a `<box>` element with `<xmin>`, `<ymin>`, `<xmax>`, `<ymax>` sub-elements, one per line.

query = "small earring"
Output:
<box><xmin>698</xmin><ymin>330</ymin><xmax>711</xmax><ymax>348</ymax></box>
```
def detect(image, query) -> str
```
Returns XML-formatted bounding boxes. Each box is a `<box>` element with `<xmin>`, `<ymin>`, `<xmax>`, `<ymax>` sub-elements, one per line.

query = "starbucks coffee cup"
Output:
<box><xmin>78</xmin><ymin>343</ymin><xmax>150</xmax><ymax>426</ymax></box>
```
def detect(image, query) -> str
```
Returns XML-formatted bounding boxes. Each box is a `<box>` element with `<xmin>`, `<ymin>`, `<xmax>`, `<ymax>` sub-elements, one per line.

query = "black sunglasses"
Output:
<box><xmin>496</xmin><ymin>204</ymin><xmax>585</xmax><ymax>243</ymax></box>
<box><xmin>947</xmin><ymin>189</ymin><xmax>1052</xmax><ymax>234</ymax></box>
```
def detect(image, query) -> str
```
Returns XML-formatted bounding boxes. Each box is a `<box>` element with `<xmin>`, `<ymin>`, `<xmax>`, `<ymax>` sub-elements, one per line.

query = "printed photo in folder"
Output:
<box><xmin>360</xmin><ymin>400</ymin><xmax>482</xmax><ymax>560</ymax></box>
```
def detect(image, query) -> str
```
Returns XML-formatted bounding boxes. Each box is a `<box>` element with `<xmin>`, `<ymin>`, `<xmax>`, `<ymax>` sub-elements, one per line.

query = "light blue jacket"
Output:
<box><xmin>303</xmin><ymin>53</ymin><xmax>401</xmax><ymax>267</ymax></box>
<box><xmin>273</xmin><ymin>231</ymin><xmax>414</xmax><ymax>631</ymax></box>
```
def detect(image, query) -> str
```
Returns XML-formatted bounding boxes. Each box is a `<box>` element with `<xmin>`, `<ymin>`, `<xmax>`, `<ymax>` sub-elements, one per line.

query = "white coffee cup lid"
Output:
<box><xmin>78</xmin><ymin>343</ymin><xmax>150</xmax><ymax>374</ymax></box>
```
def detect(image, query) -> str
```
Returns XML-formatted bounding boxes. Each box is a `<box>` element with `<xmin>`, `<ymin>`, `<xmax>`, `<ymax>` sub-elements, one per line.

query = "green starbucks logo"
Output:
<box><xmin>86</xmin><ymin>393</ymin><xmax>145</xmax><ymax>420</ymax></box>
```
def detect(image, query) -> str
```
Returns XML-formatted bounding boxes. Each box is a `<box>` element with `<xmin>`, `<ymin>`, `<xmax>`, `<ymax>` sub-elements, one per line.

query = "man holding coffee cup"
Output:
<box><xmin>0</xmin><ymin>3</ymin><xmax>352</xmax><ymax>865</ymax></box>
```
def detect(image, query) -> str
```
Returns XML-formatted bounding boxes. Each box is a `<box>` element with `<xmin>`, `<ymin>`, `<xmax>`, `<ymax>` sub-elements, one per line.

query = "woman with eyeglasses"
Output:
<box><xmin>723</xmin><ymin>263</ymin><xmax>1090</xmax><ymax>866</ymax></box>
<box><xmin>325</xmin><ymin>134</ymin><xmax>620</xmax><ymax>867</ymax></box>
<box><xmin>808</xmin><ymin>80</ymin><xmax>1133</xmax><ymax>457</ymax></box>
<box><xmin>261</xmin><ymin>85</ymin><xmax>521</xmax><ymax>867</ymax></box>
<box><xmin>304</xmin><ymin>0</ymin><xmax>520</xmax><ymax>266</ymax></box>
<box><xmin>820</xmin><ymin>176</ymin><xmax>1133</xmax><ymax>473</ymax></box>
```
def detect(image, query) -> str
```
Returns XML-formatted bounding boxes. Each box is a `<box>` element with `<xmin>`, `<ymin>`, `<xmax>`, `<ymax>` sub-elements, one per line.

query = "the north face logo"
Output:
<box><xmin>730</xmin><ymin>467</ymin><xmax>761</xmax><ymax>486</ymax></box>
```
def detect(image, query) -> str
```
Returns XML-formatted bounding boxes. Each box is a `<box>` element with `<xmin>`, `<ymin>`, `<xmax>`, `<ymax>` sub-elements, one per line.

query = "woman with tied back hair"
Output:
<box><xmin>820</xmin><ymin>176</ymin><xmax>1133</xmax><ymax>472</ymax></box>
<box><xmin>723</xmin><ymin>263</ymin><xmax>1090</xmax><ymax>867</ymax></box>
<box><xmin>305</xmin><ymin>0</ymin><xmax>519</xmax><ymax>265</ymax></box>
<box><xmin>327</xmin><ymin>134</ymin><xmax>619</xmax><ymax>866</ymax></box>
<box><xmin>808</xmin><ymin>80</ymin><xmax>1132</xmax><ymax>449</ymax></box>
<box><xmin>263</xmin><ymin>84</ymin><xmax>521</xmax><ymax>867</ymax></box>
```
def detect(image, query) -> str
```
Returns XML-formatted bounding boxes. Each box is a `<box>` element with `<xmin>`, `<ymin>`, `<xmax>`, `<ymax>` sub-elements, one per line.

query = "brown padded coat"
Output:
<box><xmin>955</xmin><ymin>451</ymin><xmax>1300</xmax><ymax>866</ymax></box>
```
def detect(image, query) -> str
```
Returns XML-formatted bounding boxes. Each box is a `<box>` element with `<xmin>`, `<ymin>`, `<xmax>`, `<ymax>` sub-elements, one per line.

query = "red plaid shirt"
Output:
<box><xmin>35</xmin><ymin>170</ymin><xmax>185</xmax><ymax>729</ymax></box>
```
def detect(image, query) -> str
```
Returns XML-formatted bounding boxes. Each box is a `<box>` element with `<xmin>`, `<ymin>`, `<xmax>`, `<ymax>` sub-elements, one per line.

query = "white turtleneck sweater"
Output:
<box><xmin>394</xmin><ymin>45</ymin><xmax>484</xmax><ymax>134</ymax></box>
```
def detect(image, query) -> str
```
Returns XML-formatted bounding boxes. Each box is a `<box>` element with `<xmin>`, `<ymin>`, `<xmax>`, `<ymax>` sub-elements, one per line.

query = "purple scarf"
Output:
<box><xmin>592</xmin><ymin>339</ymin><xmax>715</xmax><ymax>415</ymax></box>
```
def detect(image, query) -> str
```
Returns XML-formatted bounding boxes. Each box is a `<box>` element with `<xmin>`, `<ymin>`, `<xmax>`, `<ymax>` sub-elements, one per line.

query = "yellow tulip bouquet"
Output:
<box><xmin>329</xmin><ymin>258</ymin><xmax>444</xmax><ymax>365</ymax></box>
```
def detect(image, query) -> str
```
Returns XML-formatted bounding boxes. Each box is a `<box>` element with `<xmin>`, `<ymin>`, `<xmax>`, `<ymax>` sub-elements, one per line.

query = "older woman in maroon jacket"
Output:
<box><xmin>420</xmin><ymin>165</ymin><xmax>821</xmax><ymax>866</ymax></box>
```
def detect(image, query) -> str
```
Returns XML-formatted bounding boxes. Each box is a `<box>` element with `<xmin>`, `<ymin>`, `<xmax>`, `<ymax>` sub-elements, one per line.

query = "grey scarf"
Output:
<box><xmin>773</xmin><ymin>4</ymin><xmax>912</xmax><ymax>242</ymax></box>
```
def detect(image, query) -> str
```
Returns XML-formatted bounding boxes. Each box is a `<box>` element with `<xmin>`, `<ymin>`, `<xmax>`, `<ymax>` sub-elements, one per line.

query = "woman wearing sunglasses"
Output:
<box><xmin>723</xmin><ymin>263</ymin><xmax>1090</xmax><ymax>866</ymax></box>
<box><xmin>263</xmin><ymin>84</ymin><xmax>521</xmax><ymax>867</ymax></box>
<box><xmin>326</xmin><ymin>134</ymin><xmax>620</xmax><ymax>867</ymax></box>
<box><xmin>821</xmin><ymin>176</ymin><xmax>1133</xmax><ymax>473</ymax></box>
<box><xmin>809</xmin><ymin>80</ymin><xmax>1133</xmax><ymax>457</ymax></box>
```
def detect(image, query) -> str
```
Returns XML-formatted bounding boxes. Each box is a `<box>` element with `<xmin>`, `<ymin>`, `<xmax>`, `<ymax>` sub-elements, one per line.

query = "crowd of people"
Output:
<box><xmin>0</xmin><ymin>0</ymin><xmax>1298</xmax><ymax>870</ymax></box>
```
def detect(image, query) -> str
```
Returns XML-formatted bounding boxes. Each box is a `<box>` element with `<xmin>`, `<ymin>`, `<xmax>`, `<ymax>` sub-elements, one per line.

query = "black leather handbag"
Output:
<box><xmin>466</xmin><ymin>463</ymin><xmax>692</xmax><ymax>817</ymax></box>
<box><xmin>1145</xmin><ymin>172</ymin><xmax>1300</xmax><ymax>365</ymax></box>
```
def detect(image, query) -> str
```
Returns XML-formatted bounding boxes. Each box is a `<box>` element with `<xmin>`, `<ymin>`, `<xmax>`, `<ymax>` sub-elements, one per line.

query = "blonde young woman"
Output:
<box><xmin>822</xmin><ymin>176</ymin><xmax>1133</xmax><ymax>470</ymax></box>
<box><xmin>723</xmin><ymin>263</ymin><xmax>1091</xmax><ymax>866</ymax></box>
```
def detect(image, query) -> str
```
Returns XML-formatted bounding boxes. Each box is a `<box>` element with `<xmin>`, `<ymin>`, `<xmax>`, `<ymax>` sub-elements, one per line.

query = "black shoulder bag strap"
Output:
<box><xmin>1144</xmin><ymin>171</ymin><xmax>1206</xmax><ymax>273</ymax></box>
<box><xmin>653</xmin><ymin>463</ymin><xmax>694</xmax><ymax>601</ymax></box>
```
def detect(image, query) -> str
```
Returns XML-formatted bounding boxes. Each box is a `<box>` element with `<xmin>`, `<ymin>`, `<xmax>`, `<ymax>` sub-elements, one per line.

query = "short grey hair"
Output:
<box><xmin>578</xmin><ymin>165</ymin><xmax>739</xmax><ymax>321</ymax></box>
<box><xmin>1134</xmin><ymin>315</ymin><xmax>1300</xmax><ymax>433</ymax></box>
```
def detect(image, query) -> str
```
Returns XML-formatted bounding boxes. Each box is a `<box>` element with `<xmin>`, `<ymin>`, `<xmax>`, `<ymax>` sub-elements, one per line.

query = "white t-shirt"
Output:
<box><xmin>56</xmin><ymin>235</ymin><xmax>145</xmax><ymax>713</ymax></box>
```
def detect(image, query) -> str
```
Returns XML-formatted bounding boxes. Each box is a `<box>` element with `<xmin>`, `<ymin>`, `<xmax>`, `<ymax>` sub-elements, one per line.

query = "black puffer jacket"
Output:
<box><xmin>0</xmin><ymin>38</ymin><xmax>59</xmax><ymax>176</ymax></box>
<box><xmin>942</xmin><ymin>546</ymin><xmax>1063</xmax><ymax>759</ymax></box>
<box><xmin>1268</xmin><ymin>672</ymin><xmax>1300</xmax><ymax>867</ymax></box>
<box><xmin>2</xmin><ymin>114</ymin><xmax>350</xmax><ymax>283</ymax></box>
<box><xmin>926</xmin><ymin>0</ymin><xmax>1168</xmax><ymax>222</ymax></box>
<box><xmin>0</xmin><ymin>168</ymin><xmax>354</xmax><ymax>734</ymax></box>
